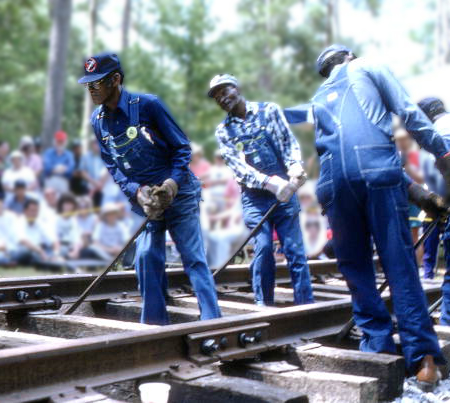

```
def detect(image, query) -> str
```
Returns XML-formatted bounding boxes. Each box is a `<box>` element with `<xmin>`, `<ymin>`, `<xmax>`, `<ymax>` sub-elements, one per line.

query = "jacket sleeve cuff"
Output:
<box><xmin>126</xmin><ymin>182</ymin><xmax>141</xmax><ymax>201</ymax></box>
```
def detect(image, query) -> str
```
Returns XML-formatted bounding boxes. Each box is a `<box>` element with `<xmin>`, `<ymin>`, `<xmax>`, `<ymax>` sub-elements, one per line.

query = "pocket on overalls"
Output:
<box><xmin>243</xmin><ymin>133</ymin><xmax>277</xmax><ymax>173</ymax></box>
<box><xmin>316</xmin><ymin>152</ymin><xmax>335</xmax><ymax>209</ymax></box>
<box><xmin>354</xmin><ymin>144</ymin><xmax>402</xmax><ymax>189</ymax></box>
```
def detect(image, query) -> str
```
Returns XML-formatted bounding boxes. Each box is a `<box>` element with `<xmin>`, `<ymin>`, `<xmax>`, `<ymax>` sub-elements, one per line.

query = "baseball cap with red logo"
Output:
<box><xmin>54</xmin><ymin>130</ymin><xmax>68</xmax><ymax>142</ymax></box>
<box><xmin>77</xmin><ymin>53</ymin><xmax>123</xmax><ymax>84</ymax></box>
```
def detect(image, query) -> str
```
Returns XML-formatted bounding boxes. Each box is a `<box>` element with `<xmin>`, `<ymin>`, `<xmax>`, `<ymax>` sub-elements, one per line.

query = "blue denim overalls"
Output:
<box><xmin>95</xmin><ymin>94</ymin><xmax>221</xmax><ymax>325</ymax></box>
<box><xmin>226</xmin><ymin>103</ymin><xmax>314</xmax><ymax>305</ymax></box>
<box><xmin>312</xmin><ymin>64</ymin><xmax>444</xmax><ymax>373</ymax></box>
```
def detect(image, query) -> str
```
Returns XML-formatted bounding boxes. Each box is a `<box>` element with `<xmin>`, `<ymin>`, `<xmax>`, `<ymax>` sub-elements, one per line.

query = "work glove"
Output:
<box><xmin>152</xmin><ymin>178</ymin><xmax>179</xmax><ymax>210</ymax></box>
<box><xmin>408</xmin><ymin>182</ymin><xmax>449</xmax><ymax>227</ymax></box>
<box><xmin>436</xmin><ymin>153</ymin><xmax>450</xmax><ymax>202</ymax></box>
<box><xmin>137</xmin><ymin>185</ymin><xmax>164</xmax><ymax>220</ymax></box>
<box><xmin>264</xmin><ymin>175</ymin><xmax>297</xmax><ymax>203</ymax></box>
<box><xmin>287</xmin><ymin>163</ymin><xmax>307</xmax><ymax>190</ymax></box>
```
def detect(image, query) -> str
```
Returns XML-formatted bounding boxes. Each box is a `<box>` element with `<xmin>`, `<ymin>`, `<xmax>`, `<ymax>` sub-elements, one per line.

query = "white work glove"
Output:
<box><xmin>264</xmin><ymin>175</ymin><xmax>297</xmax><ymax>203</ymax></box>
<box><xmin>287</xmin><ymin>163</ymin><xmax>307</xmax><ymax>190</ymax></box>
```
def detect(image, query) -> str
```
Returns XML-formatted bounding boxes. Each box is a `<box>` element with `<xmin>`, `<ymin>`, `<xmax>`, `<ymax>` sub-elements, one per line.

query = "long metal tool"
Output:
<box><xmin>64</xmin><ymin>217</ymin><xmax>150</xmax><ymax>315</ymax></box>
<box><xmin>213</xmin><ymin>201</ymin><xmax>281</xmax><ymax>279</ymax></box>
<box><xmin>335</xmin><ymin>218</ymin><xmax>439</xmax><ymax>343</ymax></box>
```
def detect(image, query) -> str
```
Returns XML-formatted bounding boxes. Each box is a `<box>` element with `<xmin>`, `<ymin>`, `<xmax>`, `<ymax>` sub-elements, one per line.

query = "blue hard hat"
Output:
<box><xmin>316</xmin><ymin>44</ymin><xmax>352</xmax><ymax>73</ymax></box>
<box><xmin>78</xmin><ymin>53</ymin><xmax>123</xmax><ymax>84</ymax></box>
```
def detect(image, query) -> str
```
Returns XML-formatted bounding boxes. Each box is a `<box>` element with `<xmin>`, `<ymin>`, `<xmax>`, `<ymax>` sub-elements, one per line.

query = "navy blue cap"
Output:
<box><xmin>78</xmin><ymin>53</ymin><xmax>123</xmax><ymax>84</ymax></box>
<box><xmin>316</xmin><ymin>44</ymin><xmax>352</xmax><ymax>73</ymax></box>
<box><xmin>418</xmin><ymin>97</ymin><xmax>446</xmax><ymax>120</ymax></box>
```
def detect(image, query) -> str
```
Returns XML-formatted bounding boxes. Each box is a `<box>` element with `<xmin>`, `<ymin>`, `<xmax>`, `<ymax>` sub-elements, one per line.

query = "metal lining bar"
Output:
<box><xmin>0</xmin><ymin>281</ymin><xmax>440</xmax><ymax>402</ymax></box>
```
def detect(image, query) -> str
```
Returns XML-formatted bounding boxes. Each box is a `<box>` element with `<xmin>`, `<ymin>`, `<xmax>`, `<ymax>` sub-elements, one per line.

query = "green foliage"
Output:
<box><xmin>0</xmin><ymin>0</ymin><xmax>49</xmax><ymax>146</ymax></box>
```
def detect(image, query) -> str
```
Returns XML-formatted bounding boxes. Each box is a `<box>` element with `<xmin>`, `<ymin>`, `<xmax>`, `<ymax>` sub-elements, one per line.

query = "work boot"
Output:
<box><xmin>416</xmin><ymin>355</ymin><xmax>442</xmax><ymax>391</ymax></box>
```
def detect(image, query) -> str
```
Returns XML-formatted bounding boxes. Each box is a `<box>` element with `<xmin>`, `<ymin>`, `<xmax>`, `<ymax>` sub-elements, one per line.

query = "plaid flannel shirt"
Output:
<box><xmin>215</xmin><ymin>101</ymin><xmax>302</xmax><ymax>189</ymax></box>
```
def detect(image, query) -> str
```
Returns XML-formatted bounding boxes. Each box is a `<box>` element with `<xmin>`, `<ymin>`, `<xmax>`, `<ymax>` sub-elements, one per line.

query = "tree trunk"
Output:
<box><xmin>41</xmin><ymin>0</ymin><xmax>72</xmax><ymax>149</ymax></box>
<box><xmin>122</xmin><ymin>0</ymin><xmax>132</xmax><ymax>51</ymax></box>
<box><xmin>326</xmin><ymin>0</ymin><xmax>339</xmax><ymax>45</ymax></box>
<box><xmin>80</xmin><ymin>0</ymin><xmax>97</xmax><ymax>150</ymax></box>
<box><xmin>436</xmin><ymin>0</ymin><xmax>450</xmax><ymax>66</ymax></box>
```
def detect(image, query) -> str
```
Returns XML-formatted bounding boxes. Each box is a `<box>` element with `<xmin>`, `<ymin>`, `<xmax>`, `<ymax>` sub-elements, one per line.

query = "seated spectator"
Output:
<box><xmin>76</xmin><ymin>196</ymin><xmax>97</xmax><ymax>247</ymax></box>
<box><xmin>190</xmin><ymin>142</ymin><xmax>211</xmax><ymax>185</ymax></box>
<box><xmin>38</xmin><ymin>186</ymin><xmax>59</xmax><ymax>231</ymax></box>
<box><xmin>0</xmin><ymin>140</ymin><xmax>10</xmax><ymax>199</ymax></box>
<box><xmin>16</xmin><ymin>199</ymin><xmax>62</xmax><ymax>266</ymax></box>
<box><xmin>20</xmin><ymin>136</ymin><xmax>43</xmax><ymax>178</ymax></box>
<box><xmin>300</xmin><ymin>203</ymin><xmax>330</xmax><ymax>259</ymax></box>
<box><xmin>79</xmin><ymin>136</ymin><xmax>104</xmax><ymax>206</ymax></box>
<box><xmin>56</xmin><ymin>193</ymin><xmax>82</xmax><ymax>260</ymax></box>
<box><xmin>2</xmin><ymin>150</ymin><xmax>37</xmax><ymax>195</ymax></box>
<box><xmin>5</xmin><ymin>180</ymin><xmax>32</xmax><ymax>215</ymax></box>
<box><xmin>298</xmin><ymin>180</ymin><xmax>317</xmax><ymax>211</ymax></box>
<box><xmin>69</xmin><ymin>140</ymin><xmax>89</xmax><ymax>196</ymax></box>
<box><xmin>0</xmin><ymin>195</ymin><xmax>22</xmax><ymax>266</ymax></box>
<box><xmin>90</xmin><ymin>203</ymin><xmax>130</xmax><ymax>261</ymax></box>
<box><xmin>204</xmin><ymin>150</ymin><xmax>234</xmax><ymax>215</ymax></box>
<box><xmin>43</xmin><ymin>130</ymin><xmax>75</xmax><ymax>194</ymax></box>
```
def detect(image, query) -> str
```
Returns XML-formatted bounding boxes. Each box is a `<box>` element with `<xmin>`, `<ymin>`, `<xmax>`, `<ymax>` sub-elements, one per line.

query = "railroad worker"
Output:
<box><xmin>418</xmin><ymin>97</ymin><xmax>450</xmax><ymax>325</ymax></box>
<box><xmin>208</xmin><ymin>74</ymin><xmax>314</xmax><ymax>306</ymax></box>
<box><xmin>78</xmin><ymin>52</ymin><xmax>221</xmax><ymax>325</ymax></box>
<box><xmin>309</xmin><ymin>44</ymin><xmax>450</xmax><ymax>387</ymax></box>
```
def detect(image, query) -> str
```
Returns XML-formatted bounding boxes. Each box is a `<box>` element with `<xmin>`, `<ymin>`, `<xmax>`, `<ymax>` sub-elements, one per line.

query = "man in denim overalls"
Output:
<box><xmin>419</xmin><ymin>98</ymin><xmax>450</xmax><ymax>325</ymax></box>
<box><xmin>78</xmin><ymin>53</ymin><xmax>221</xmax><ymax>325</ymax></box>
<box><xmin>209</xmin><ymin>74</ymin><xmax>314</xmax><ymax>306</ymax></box>
<box><xmin>310</xmin><ymin>45</ymin><xmax>450</xmax><ymax>386</ymax></box>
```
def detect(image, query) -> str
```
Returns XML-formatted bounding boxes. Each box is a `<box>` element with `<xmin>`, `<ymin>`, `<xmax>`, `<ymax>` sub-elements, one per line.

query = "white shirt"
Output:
<box><xmin>93</xmin><ymin>221</ymin><xmax>129</xmax><ymax>248</ymax></box>
<box><xmin>56</xmin><ymin>216</ymin><xmax>81</xmax><ymax>246</ymax></box>
<box><xmin>18</xmin><ymin>217</ymin><xmax>55</xmax><ymax>247</ymax></box>
<box><xmin>2</xmin><ymin>166</ymin><xmax>36</xmax><ymax>190</ymax></box>
<box><xmin>0</xmin><ymin>210</ymin><xmax>22</xmax><ymax>251</ymax></box>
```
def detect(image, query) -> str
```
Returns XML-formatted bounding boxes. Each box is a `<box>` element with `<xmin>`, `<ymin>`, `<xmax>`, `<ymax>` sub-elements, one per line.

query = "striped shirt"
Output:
<box><xmin>215</xmin><ymin>101</ymin><xmax>302</xmax><ymax>189</ymax></box>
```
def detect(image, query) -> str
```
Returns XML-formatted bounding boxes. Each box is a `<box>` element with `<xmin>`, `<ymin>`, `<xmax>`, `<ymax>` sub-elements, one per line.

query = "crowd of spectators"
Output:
<box><xmin>0</xmin><ymin>132</ymin><xmax>335</xmax><ymax>273</ymax></box>
<box><xmin>0</xmin><ymin>131</ymin><xmax>143</xmax><ymax>271</ymax></box>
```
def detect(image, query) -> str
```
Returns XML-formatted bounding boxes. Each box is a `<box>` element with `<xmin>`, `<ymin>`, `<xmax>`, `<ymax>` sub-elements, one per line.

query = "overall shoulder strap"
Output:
<box><xmin>128</xmin><ymin>94</ymin><xmax>140</xmax><ymax>127</ymax></box>
<box><xmin>94</xmin><ymin>106</ymin><xmax>109</xmax><ymax>140</ymax></box>
<box><xmin>257</xmin><ymin>102</ymin><xmax>267</xmax><ymax>127</ymax></box>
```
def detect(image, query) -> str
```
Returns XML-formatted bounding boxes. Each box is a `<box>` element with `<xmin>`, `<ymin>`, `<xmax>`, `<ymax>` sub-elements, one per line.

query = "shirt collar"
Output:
<box><xmin>225</xmin><ymin>101</ymin><xmax>259</xmax><ymax>124</ymax></box>
<box><xmin>103</xmin><ymin>88</ymin><xmax>130</xmax><ymax>115</ymax></box>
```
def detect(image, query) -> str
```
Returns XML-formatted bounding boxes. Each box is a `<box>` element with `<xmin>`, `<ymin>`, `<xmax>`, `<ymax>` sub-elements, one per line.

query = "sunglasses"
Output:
<box><xmin>84</xmin><ymin>73</ymin><xmax>115</xmax><ymax>90</ymax></box>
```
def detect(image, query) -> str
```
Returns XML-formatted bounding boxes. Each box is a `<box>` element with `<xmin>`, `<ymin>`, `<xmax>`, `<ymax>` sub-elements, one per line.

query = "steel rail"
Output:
<box><xmin>0</xmin><ymin>280</ymin><xmax>440</xmax><ymax>402</ymax></box>
<box><xmin>0</xmin><ymin>258</ymin><xmax>351</xmax><ymax>312</ymax></box>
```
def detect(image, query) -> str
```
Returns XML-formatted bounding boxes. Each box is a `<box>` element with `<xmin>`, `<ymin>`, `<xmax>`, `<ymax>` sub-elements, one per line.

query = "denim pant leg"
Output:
<box><xmin>167</xmin><ymin>196</ymin><xmax>221</xmax><ymax>321</ymax></box>
<box><xmin>274</xmin><ymin>210</ymin><xmax>314</xmax><ymax>304</ymax></box>
<box><xmin>423</xmin><ymin>222</ymin><xmax>440</xmax><ymax>279</ymax></box>
<box><xmin>367</xmin><ymin>185</ymin><xmax>445</xmax><ymax>372</ymax></box>
<box><xmin>135</xmin><ymin>224</ymin><xmax>169</xmax><ymax>325</ymax></box>
<box><xmin>326</xmin><ymin>188</ymin><xmax>396</xmax><ymax>355</ymax></box>
<box><xmin>440</xmin><ymin>221</ymin><xmax>450</xmax><ymax>325</ymax></box>
<box><xmin>243</xmin><ymin>201</ymin><xmax>276</xmax><ymax>305</ymax></box>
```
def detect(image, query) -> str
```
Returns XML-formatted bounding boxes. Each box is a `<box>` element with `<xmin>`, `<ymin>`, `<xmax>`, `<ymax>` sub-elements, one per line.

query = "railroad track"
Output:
<box><xmin>0</xmin><ymin>258</ymin><xmax>444</xmax><ymax>403</ymax></box>
<box><xmin>0</xmin><ymin>259</ymin><xmax>347</xmax><ymax>312</ymax></box>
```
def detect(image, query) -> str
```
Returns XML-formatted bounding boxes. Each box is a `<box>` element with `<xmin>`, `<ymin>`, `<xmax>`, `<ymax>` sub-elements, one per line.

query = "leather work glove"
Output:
<box><xmin>436</xmin><ymin>153</ymin><xmax>450</xmax><ymax>202</ymax></box>
<box><xmin>151</xmin><ymin>178</ymin><xmax>179</xmax><ymax>210</ymax></box>
<box><xmin>264</xmin><ymin>175</ymin><xmax>297</xmax><ymax>203</ymax></box>
<box><xmin>137</xmin><ymin>185</ymin><xmax>164</xmax><ymax>220</ymax></box>
<box><xmin>408</xmin><ymin>182</ymin><xmax>449</xmax><ymax>227</ymax></box>
<box><xmin>287</xmin><ymin>163</ymin><xmax>307</xmax><ymax>190</ymax></box>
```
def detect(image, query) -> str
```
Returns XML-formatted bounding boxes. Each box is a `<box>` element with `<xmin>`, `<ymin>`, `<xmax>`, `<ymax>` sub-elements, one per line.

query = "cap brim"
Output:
<box><xmin>77</xmin><ymin>72</ymin><xmax>109</xmax><ymax>84</ymax></box>
<box><xmin>207</xmin><ymin>82</ymin><xmax>236</xmax><ymax>98</ymax></box>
